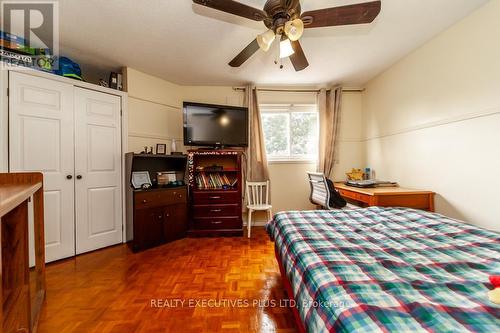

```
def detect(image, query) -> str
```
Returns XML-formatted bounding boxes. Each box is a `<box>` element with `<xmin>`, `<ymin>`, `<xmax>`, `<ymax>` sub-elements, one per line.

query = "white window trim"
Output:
<box><xmin>260</xmin><ymin>103</ymin><xmax>319</xmax><ymax>163</ymax></box>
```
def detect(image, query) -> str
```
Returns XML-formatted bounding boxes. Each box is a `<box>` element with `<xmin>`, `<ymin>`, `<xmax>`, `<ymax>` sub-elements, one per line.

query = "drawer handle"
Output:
<box><xmin>211</xmin><ymin>209</ymin><xmax>222</xmax><ymax>213</ymax></box>
<box><xmin>158</xmin><ymin>215</ymin><xmax>163</xmax><ymax>220</ymax></box>
<box><xmin>211</xmin><ymin>221</ymin><xmax>223</xmax><ymax>225</ymax></box>
<box><xmin>142</xmin><ymin>200</ymin><xmax>147</xmax><ymax>203</ymax></box>
<box><xmin>209</xmin><ymin>196</ymin><xmax>221</xmax><ymax>199</ymax></box>
<box><xmin>178</xmin><ymin>195</ymin><xmax>183</xmax><ymax>198</ymax></box>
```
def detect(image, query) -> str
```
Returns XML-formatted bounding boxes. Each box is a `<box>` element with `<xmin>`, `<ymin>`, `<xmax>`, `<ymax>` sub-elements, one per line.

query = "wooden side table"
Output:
<box><xmin>0</xmin><ymin>173</ymin><xmax>45</xmax><ymax>333</ymax></box>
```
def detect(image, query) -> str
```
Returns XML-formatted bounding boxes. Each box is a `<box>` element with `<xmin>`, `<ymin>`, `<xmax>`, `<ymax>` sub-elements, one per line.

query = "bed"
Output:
<box><xmin>266</xmin><ymin>207</ymin><xmax>500</xmax><ymax>333</ymax></box>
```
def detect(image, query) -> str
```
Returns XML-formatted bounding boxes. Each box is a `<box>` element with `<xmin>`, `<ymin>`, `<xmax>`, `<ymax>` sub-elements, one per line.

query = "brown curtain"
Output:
<box><xmin>245</xmin><ymin>85</ymin><xmax>270</xmax><ymax>182</ymax></box>
<box><xmin>318</xmin><ymin>87</ymin><xmax>343</xmax><ymax>179</ymax></box>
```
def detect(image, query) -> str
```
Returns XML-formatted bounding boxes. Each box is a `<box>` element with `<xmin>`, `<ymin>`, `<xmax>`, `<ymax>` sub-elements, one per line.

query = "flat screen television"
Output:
<box><xmin>183</xmin><ymin>102</ymin><xmax>249</xmax><ymax>147</ymax></box>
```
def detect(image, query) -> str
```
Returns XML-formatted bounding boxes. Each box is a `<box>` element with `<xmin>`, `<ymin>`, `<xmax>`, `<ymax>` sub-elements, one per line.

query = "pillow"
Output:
<box><xmin>326</xmin><ymin>179</ymin><xmax>347</xmax><ymax>209</ymax></box>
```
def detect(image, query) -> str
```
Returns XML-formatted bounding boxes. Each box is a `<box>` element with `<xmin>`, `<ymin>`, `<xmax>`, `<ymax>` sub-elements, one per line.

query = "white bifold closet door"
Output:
<box><xmin>9</xmin><ymin>72</ymin><xmax>122</xmax><ymax>263</ymax></box>
<box><xmin>74</xmin><ymin>87</ymin><xmax>122</xmax><ymax>255</ymax></box>
<box><xmin>9</xmin><ymin>72</ymin><xmax>76</xmax><ymax>262</ymax></box>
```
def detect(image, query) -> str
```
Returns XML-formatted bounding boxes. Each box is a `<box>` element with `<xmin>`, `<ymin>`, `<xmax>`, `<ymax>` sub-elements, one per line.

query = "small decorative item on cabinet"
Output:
<box><xmin>141</xmin><ymin>146</ymin><xmax>154</xmax><ymax>154</ymax></box>
<box><xmin>131</xmin><ymin>171</ymin><xmax>152</xmax><ymax>190</ymax></box>
<box><xmin>157</xmin><ymin>171</ymin><xmax>176</xmax><ymax>186</ymax></box>
<box><xmin>156</xmin><ymin>143</ymin><xmax>167</xmax><ymax>155</ymax></box>
<box><xmin>171</xmin><ymin>139</ymin><xmax>177</xmax><ymax>153</ymax></box>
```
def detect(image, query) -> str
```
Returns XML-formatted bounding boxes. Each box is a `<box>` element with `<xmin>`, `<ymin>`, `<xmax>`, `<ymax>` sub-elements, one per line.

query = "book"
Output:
<box><xmin>195</xmin><ymin>172</ymin><xmax>238</xmax><ymax>190</ymax></box>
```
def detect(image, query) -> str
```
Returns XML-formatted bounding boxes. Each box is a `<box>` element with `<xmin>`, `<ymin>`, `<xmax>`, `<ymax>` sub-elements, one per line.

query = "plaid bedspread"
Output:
<box><xmin>266</xmin><ymin>207</ymin><xmax>500</xmax><ymax>333</ymax></box>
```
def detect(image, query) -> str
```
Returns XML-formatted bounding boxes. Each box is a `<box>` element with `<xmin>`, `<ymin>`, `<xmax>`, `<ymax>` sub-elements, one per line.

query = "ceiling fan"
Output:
<box><xmin>192</xmin><ymin>0</ymin><xmax>382</xmax><ymax>71</ymax></box>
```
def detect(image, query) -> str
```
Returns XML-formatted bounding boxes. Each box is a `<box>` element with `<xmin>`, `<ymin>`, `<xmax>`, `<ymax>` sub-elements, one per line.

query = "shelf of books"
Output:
<box><xmin>194</xmin><ymin>172</ymin><xmax>238</xmax><ymax>190</ymax></box>
<box><xmin>187</xmin><ymin>150</ymin><xmax>243</xmax><ymax>192</ymax></box>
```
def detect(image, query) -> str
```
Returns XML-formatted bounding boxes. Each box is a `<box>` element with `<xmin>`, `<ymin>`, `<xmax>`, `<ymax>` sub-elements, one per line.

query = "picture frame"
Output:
<box><xmin>131</xmin><ymin>171</ymin><xmax>152</xmax><ymax>190</ymax></box>
<box><xmin>156</xmin><ymin>143</ymin><xmax>167</xmax><ymax>155</ymax></box>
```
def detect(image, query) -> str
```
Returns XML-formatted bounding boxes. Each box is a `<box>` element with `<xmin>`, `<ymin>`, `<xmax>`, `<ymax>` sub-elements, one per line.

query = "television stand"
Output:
<box><xmin>187</xmin><ymin>149</ymin><xmax>243</xmax><ymax>237</ymax></box>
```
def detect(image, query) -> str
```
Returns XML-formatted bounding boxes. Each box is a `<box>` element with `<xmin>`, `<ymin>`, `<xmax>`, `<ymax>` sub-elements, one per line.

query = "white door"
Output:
<box><xmin>9</xmin><ymin>71</ymin><xmax>76</xmax><ymax>262</ymax></box>
<box><xmin>74</xmin><ymin>87</ymin><xmax>122</xmax><ymax>254</ymax></box>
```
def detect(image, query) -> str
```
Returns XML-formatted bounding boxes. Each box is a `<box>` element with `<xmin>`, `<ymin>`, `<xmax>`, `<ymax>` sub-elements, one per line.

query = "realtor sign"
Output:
<box><xmin>1</xmin><ymin>1</ymin><xmax>59</xmax><ymax>69</ymax></box>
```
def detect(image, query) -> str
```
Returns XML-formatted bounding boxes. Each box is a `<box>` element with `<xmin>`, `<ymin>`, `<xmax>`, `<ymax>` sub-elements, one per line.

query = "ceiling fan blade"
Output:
<box><xmin>301</xmin><ymin>1</ymin><xmax>381</xmax><ymax>28</ymax></box>
<box><xmin>229</xmin><ymin>39</ymin><xmax>260</xmax><ymax>67</ymax></box>
<box><xmin>289</xmin><ymin>40</ymin><xmax>309</xmax><ymax>71</ymax></box>
<box><xmin>193</xmin><ymin>0</ymin><xmax>267</xmax><ymax>21</ymax></box>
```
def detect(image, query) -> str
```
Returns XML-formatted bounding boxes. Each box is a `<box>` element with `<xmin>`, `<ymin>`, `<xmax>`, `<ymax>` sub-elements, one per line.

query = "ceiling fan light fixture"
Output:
<box><xmin>284</xmin><ymin>18</ymin><xmax>304</xmax><ymax>41</ymax></box>
<box><xmin>257</xmin><ymin>29</ymin><xmax>275</xmax><ymax>52</ymax></box>
<box><xmin>279</xmin><ymin>37</ymin><xmax>295</xmax><ymax>58</ymax></box>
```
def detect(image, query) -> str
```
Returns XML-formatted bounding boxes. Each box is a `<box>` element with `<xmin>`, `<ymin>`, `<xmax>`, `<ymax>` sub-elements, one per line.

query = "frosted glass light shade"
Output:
<box><xmin>284</xmin><ymin>19</ymin><xmax>304</xmax><ymax>41</ymax></box>
<box><xmin>257</xmin><ymin>30</ymin><xmax>275</xmax><ymax>52</ymax></box>
<box><xmin>280</xmin><ymin>38</ymin><xmax>295</xmax><ymax>58</ymax></box>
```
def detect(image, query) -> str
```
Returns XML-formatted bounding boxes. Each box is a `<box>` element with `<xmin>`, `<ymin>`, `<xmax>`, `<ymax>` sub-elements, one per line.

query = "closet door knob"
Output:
<box><xmin>76</xmin><ymin>175</ymin><xmax>83</xmax><ymax>180</ymax></box>
<box><xmin>66</xmin><ymin>175</ymin><xmax>73</xmax><ymax>180</ymax></box>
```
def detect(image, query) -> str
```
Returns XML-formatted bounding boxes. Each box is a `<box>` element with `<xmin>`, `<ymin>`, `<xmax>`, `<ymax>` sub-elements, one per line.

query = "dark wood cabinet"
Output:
<box><xmin>163</xmin><ymin>203</ymin><xmax>187</xmax><ymax>242</ymax></box>
<box><xmin>135</xmin><ymin>206</ymin><xmax>165</xmax><ymax>248</ymax></box>
<box><xmin>131</xmin><ymin>187</ymin><xmax>188</xmax><ymax>252</ymax></box>
<box><xmin>187</xmin><ymin>150</ymin><xmax>243</xmax><ymax>236</ymax></box>
<box><xmin>125</xmin><ymin>154</ymin><xmax>188</xmax><ymax>252</ymax></box>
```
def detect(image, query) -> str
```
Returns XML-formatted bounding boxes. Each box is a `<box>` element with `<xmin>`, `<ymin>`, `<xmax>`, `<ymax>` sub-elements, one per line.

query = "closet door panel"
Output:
<box><xmin>74</xmin><ymin>87</ymin><xmax>122</xmax><ymax>254</ymax></box>
<box><xmin>9</xmin><ymin>72</ymin><xmax>76</xmax><ymax>262</ymax></box>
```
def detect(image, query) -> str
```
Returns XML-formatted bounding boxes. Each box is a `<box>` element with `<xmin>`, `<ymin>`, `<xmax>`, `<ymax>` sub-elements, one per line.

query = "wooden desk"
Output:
<box><xmin>0</xmin><ymin>173</ymin><xmax>46</xmax><ymax>333</ymax></box>
<box><xmin>335</xmin><ymin>183</ymin><xmax>435</xmax><ymax>212</ymax></box>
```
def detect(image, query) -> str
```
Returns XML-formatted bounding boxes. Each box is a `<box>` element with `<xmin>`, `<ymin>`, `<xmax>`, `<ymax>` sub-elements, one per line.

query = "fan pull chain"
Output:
<box><xmin>274</xmin><ymin>35</ymin><xmax>284</xmax><ymax>70</ymax></box>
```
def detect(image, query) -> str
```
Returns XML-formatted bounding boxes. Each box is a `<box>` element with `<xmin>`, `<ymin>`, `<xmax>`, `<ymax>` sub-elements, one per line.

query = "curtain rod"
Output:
<box><xmin>232</xmin><ymin>87</ymin><xmax>364</xmax><ymax>93</ymax></box>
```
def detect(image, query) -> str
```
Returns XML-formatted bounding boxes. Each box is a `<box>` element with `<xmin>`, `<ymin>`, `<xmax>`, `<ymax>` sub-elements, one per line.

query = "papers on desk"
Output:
<box><xmin>345</xmin><ymin>180</ymin><xmax>398</xmax><ymax>188</ymax></box>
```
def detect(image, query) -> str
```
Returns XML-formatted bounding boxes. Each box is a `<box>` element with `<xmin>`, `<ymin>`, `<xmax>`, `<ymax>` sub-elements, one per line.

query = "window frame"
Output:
<box><xmin>260</xmin><ymin>103</ymin><xmax>319</xmax><ymax>163</ymax></box>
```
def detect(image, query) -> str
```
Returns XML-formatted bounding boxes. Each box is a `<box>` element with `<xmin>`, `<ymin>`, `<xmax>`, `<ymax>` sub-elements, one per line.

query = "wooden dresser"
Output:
<box><xmin>335</xmin><ymin>183</ymin><xmax>435</xmax><ymax>212</ymax></box>
<box><xmin>0</xmin><ymin>173</ymin><xmax>46</xmax><ymax>333</ymax></box>
<box><xmin>188</xmin><ymin>150</ymin><xmax>243</xmax><ymax>236</ymax></box>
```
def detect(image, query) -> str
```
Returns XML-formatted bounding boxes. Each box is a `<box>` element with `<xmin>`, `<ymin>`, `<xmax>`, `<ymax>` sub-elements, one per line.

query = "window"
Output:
<box><xmin>260</xmin><ymin>104</ymin><xmax>319</xmax><ymax>162</ymax></box>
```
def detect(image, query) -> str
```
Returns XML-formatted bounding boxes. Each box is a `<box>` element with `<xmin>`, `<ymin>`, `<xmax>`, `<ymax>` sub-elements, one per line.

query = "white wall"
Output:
<box><xmin>362</xmin><ymin>0</ymin><xmax>500</xmax><ymax>231</ymax></box>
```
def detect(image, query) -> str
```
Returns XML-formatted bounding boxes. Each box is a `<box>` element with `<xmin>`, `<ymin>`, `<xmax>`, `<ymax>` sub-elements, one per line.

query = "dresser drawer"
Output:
<box><xmin>135</xmin><ymin>188</ymin><xmax>187</xmax><ymax>209</ymax></box>
<box><xmin>338</xmin><ymin>189</ymin><xmax>355</xmax><ymax>200</ymax></box>
<box><xmin>192</xmin><ymin>191</ymin><xmax>240</xmax><ymax>204</ymax></box>
<box><xmin>193</xmin><ymin>217</ymin><xmax>241</xmax><ymax>230</ymax></box>
<box><xmin>193</xmin><ymin>204</ymin><xmax>240</xmax><ymax>218</ymax></box>
<box><xmin>338</xmin><ymin>189</ymin><xmax>370</xmax><ymax>203</ymax></box>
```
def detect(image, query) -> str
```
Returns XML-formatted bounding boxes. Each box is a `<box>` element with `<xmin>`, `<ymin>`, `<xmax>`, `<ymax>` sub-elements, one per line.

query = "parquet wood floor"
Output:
<box><xmin>37</xmin><ymin>228</ymin><xmax>297</xmax><ymax>333</ymax></box>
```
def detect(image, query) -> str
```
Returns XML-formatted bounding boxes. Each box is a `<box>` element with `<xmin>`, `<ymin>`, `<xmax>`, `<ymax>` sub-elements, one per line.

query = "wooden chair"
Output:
<box><xmin>246</xmin><ymin>181</ymin><xmax>272</xmax><ymax>238</ymax></box>
<box><xmin>307</xmin><ymin>172</ymin><xmax>358</xmax><ymax>210</ymax></box>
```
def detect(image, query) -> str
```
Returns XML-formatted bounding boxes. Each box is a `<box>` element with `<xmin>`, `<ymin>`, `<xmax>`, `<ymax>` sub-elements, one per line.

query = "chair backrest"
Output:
<box><xmin>246</xmin><ymin>181</ymin><xmax>270</xmax><ymax>206</ymax></box>
<box><xmin>307</xmin><ymin>172</ymin><xmax>331</xmax><ymax>209</ymax></box>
